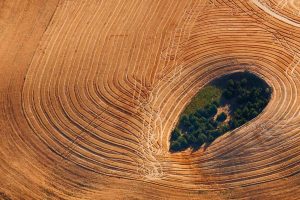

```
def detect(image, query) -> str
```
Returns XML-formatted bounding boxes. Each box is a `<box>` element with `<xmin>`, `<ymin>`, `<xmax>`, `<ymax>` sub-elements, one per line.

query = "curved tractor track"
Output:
<box><xmin>0</xmin><ymin>0</ymin><xmax>300</xmax><ymax>199</ymax></box>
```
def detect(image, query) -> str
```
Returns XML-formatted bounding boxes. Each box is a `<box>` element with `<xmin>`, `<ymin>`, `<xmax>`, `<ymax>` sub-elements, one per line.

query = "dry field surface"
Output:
<box><xmin>0</xmin><ymin>0</ymin><xmax>300</xmax><ymax>199</ymax></box>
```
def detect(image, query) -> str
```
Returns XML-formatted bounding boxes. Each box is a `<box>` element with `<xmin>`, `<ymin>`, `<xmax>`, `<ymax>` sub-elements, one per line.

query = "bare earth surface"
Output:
<box><xmin>1</xmin><ymin>0</ymin><xmax>300</xmax><ymax>199</ymax></box>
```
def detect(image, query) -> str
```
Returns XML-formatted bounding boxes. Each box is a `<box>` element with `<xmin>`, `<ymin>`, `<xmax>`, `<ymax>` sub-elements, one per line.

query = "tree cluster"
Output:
<box><xmin>170</xmin><ymin>102</ymin><xmax>228</xmax><ymax>152</ymax></box>
<box><xmin>224</xmin><ymin>78</ymin><xmax>271</xmax><ymax>129</ymax></box>
<box><xmin>170</xmin><ymin>76</ymin><xmax>271</xmax><ymax>153</ymax></box>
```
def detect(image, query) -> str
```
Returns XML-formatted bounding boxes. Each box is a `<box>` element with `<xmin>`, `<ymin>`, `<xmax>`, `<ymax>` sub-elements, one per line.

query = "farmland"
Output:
<box><xmin>0</xmin><ymin>0</ymin><xmax>300</xmax><ymax>199</ymax></box>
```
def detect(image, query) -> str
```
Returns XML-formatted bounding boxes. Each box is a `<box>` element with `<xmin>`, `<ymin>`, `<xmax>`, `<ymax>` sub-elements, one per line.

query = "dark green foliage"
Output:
<box><xmin>170</xmin><ymin>141</ymin><xmax>181</xmax><ymax>152</ymax></box>
<box><xmin>220</xmin><ymin>125</ymin><xmax>229</xmax><ymax>133</ymax></box>
<box><xmin>225</xmin><ymin>77</ymin><xmax>271</xmax><ymax>127</ymax></box>
<box><xmin>207</xmin><ymin>135</ymin><xmax>215</xmax><ymax>143</ymax></box>
<box><xmin>170</xmin><ymin>101</ymin><xmax>221</xmax><ymax>151</ymax></box>
<box><xmin>241</xmin><ymin>78</ymin><xmax>248</xmax><ymax>86</ymax></box>
<box><xmin>170</xmin><ymin>135</ymin><xmax>189</xmax><ymax>152</ymax></box>
<box><xmin>170</xmin><ymin>72</ymin><xmax>271</xmax><ymax>152</ymax></box>
<box><xmin>227</xmin><ymin>79</ymin><xmax>234</xmax><ymax>87</ymax></box>
<box><xmin>171</xmin><ymin>128</ymin><xmax>180</xmax><ymax>141</ymax></box>
<box><xmin>208</xmin><ymin>104</ymin><xmax>218</xmax><ymax>117</ymax></box>
<box><xmin>179</xmin><ymin>115</ymin><xmax>191</xmax><ymax>131</ymax></box>
<box><xmin>188</xmin><ymin>134</ymin><xmax>199</xmax><ymax>147</ymax></box>
<box><xmin>212</xmin><ymin>100</ymin><xmax>220</xmax><ymax>107</ymax></box>
<box><xmin>198</xmin><ymin>134</ymin><xmax>207</xmax><ymax>145</ymax></box>
<box><xmin>229</xmin><ymin>119</ymin><xmax>238</xmax><ymax>129</ymax></box>
<box><xmin>264</xmin><ymin>88</ymin><xmax>270</xmax><ymax>97</ymax></box>
<box><xmin>211</xmin><ymin>130</ymin><xmax>221</xmax><ymax>138</ymax></box>
<box><xmin>223</xmin><ymin>89</ymin><xmax>233</xmax><ymax>99</ymax></box>
<box><xmin>177</xmin><ymin>136</ymin><xmax>188</xmax><ymax>147</ymax></box>
<box><xmin>210</xmin><ymin>119</ymin><xmax>218</xmax><ymax>128</ymax></box>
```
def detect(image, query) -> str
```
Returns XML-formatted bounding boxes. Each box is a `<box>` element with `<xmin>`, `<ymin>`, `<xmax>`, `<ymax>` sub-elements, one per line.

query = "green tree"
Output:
<box><xmin>179</xmin><ymin>115</ymin><xmax>192</xmax><ymax>131</ymax></box>
<box><xmin>211</xmin><ymin>130</ymin><xmax>221</xmax><ymax>138</ymax></box>
<box><xmin>198</xmin><ymin>134</ymin><xmax>207</xmax><ymax>145</ymax></box>
<box><xmin>241</xmin><ymin>78</ymin><xmax>248</xmax><ymax>86</ymax></box>
<box><xmin>227</xmin><ymin>79</ymin><xmax>235</xmax><ymax>87</ymax></box>
<box><xmin>207</xmin><ymin>135</ymin><xmax>215</xmax><ymax>143</ymax></box>
<box><xmin>196</xmin><ymin>108</ymin><xmax>208</xmax><ymax>118</ymax></box>
<box><xmin>250</xmin><ymin>109</ymin><xmax>258</xmax><ymax>119</ymax></box>
<box><xmin>212</xmin><ymin>100</ymin><xmax>220</xmax><ymax>107</ymax></box>
<box><xmin>177</xmin><ymin>135</ymin><xmax>188</xmax><ymax>149</ymax></box>
<box><xmin>188</xmin><ymin>134</ymin><xmax>198</xmax><ymax>146</ymax></box>
<box><xmin>170</xmin><ymin>141</ymin><xmax>181</xmax><ymax>152</ymax></box>
<box><xmin>171</xmin><ymin>128</ymin><xmax>180</xmax><ymax>141</ymax></box>
<box><xmin>220</xmin><ymin>125</ymin><xmax>229</xmax><ymax>133</ymax></box>
<box><xmin>189</xmin><ymin>115</ymin><xmax>197</xmax><ymax>124</ymax></box>
<box><xmin>229</xmin><ymin>119</ymin><xmax>238</xmax><ymax>129</ymax></box>
<box><xmin>264</xmin><ymin>87</ymin><xmax>271</xmax><ymax>97</ymax></box>
<box><xmin>207</xmin><ymin>104</ymin><xmax>217</xmax><ymax>117</ymax></box>
<box><xmin>223</xmin><ymin>89</ymin><xmax>233</xmax><ymax>99</ymax></box>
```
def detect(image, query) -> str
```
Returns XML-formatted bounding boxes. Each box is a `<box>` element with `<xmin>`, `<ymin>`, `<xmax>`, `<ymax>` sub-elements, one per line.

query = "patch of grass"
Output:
<box><xmin>182</xmin><ymin>86</ymin><xmax>222</xmax><ymax>116</ymax></box>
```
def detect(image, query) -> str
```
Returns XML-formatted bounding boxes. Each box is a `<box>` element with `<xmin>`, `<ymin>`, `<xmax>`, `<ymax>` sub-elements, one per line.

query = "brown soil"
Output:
<box><xmin>0</xmin><ymin>0</ymin><xmax>300</xmax><ymax>199</ymax></box>
<box><xmin>214</xmin><ymin>105</ymin><xmax>231</xmax><ymax>123</ymax></box>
